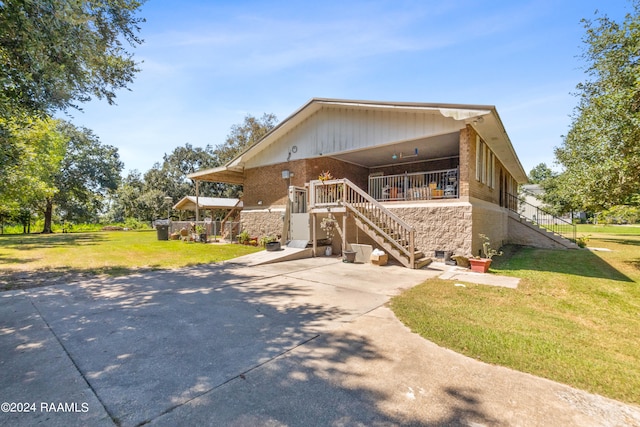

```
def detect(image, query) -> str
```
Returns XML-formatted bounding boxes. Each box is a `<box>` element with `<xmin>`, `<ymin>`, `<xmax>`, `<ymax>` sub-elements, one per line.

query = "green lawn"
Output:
<box><xmin>391</xmin><ymin>227</ymin><xmax>640</xmax><ymax>406</ymax></box>
<box><xmin>0</xmin><ymin>230</ymin><xmax>262</xmax><ymax>288</ymax></box>
<box><xmin>576</xmin><ymin>223</ymin><xmax>640</xmax><ymax>235</ymax></box>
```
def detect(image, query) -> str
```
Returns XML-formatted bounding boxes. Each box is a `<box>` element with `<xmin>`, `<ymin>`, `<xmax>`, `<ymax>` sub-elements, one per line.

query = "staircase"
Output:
<box><xmin>310</xmin><ymin>178</ymin><xmax>431</xmax><ymax>269</ymax></box>
<box><xmin>506</xmin><ymin>193</ymin><xmax>578</xmax><ymax>249</ymax></box>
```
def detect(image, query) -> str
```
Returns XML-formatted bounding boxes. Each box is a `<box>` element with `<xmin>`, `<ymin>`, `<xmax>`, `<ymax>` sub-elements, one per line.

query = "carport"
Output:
<box><xmin>172</xmin><ymin>196</ymin><xmax>242</xmax><ymax>220</ymax></box>
<box><xmin>171</xmin><ymin>196</ymin><xmax>243</xmax><ymax>240</ymax></box>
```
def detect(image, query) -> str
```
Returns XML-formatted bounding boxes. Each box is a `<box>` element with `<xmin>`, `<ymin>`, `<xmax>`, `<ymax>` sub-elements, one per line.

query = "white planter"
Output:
<box><xmin>325</xmin><ymin>246</ymin><xmax>333</xmax><ymax>256</ymax></box>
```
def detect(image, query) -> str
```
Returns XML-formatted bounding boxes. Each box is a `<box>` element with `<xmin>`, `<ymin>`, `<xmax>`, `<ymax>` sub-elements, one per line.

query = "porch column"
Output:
<box><xmin>342</xmin><ymin>212</ymin><xmax>347</xmax><ymax>254</ymax></box>
<box><xmin>312</xmin><ymin>213</ymin><xmax>317</xmax><ymax>257</ymax></box>
<box><xmin>195</xmin><ymin>180</ymin><xmax>200</xmax><ymax>222</ymax></box>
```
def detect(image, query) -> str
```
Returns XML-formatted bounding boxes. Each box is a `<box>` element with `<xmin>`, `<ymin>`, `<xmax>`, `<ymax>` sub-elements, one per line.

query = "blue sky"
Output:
<box><xmin>69</xmin><ymin>0</ymin><xmax>632</xmax><ymax>177</ymax></box>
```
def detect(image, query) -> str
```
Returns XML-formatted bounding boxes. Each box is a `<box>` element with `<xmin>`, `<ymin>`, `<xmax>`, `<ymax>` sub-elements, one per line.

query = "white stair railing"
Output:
<box><xmin>310</xmin><ymin>178</ymin><xmax>416</xmax><ymax>267</ymax></box>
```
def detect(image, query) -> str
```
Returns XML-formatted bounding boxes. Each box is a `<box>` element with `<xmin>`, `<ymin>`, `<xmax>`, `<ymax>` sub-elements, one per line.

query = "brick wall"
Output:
<box><xmin>239</xmin><ymin>210</ymin><xmax>285</xmax><ymax>238</ymax></box>
<box><xmin>243</xmin><ymin>157</ymin><xmax>369</xmax><ymax>209</ymax></box>
<box><xmin>304</xmin><ymin>157</ymin><xmax>369</xmax><ymax>189</ymax></box>
<box><xmin>466</xmin><ymin>125</ymin><xmax>514</xmax><ymax>206</ymax></box>
<box><xmin>387</xmin><ymin>203</ymin><xmax>473</xmax><ymax>257</ymax></box>
<box><xmin>244</xmin><ymin>163</ymin><xmax>299</xmax><ymax>208</ymax></box>
<box><xmin>459</xmin><ymin>127</ymin><xmax>471</xmax><ymax>197</ymax></box>
<box><xmin>469</xmin><ymin>198</ymin><xmax>509</xmax><ymax>256</ymax></box>
<box><xmin>307</xmin><ymin>206</ymin><xmax>474</xmax><ymax>260</ymax></box>
<box><xmin>507</xmin><ymin>212</ymin><xmax>573</xmax><ymax>249</ymax></box>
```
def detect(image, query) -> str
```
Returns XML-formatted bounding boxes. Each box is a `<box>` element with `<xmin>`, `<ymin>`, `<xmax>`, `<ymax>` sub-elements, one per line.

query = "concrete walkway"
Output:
<box><xmin>1</xmin><ymin>258</ymin><xmax>638</xmax><ymax>426</ymax></box>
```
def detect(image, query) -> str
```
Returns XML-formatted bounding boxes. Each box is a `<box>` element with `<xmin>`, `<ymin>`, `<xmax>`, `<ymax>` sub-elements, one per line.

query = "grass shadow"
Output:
<box><xmin>0</xmin><ymin>255</ymin><xmax>40</xmax><ymax>265</ymax></box>
<box><xmin>0</xmin><ymin>232</ymin><xmax>107</xmax><ymax>251</ymax></box>
<box><xmin>595</xmin><ymin>237</ymin><xmax>640</xmax><ymax>247</ymax></box>
<box><xmin>492</xmin><ymin>244</ymin><xmax>633</xmax><ymax>283</ymax></box>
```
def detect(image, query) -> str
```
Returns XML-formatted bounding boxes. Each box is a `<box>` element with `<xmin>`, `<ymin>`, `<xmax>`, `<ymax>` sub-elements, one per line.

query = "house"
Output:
<box><xmin>189</xmin><ymin>98</ymin><xmax>574</xmax><ymax>268</ymax></box>
<box><xmin>520</xmin><ymin>184</ymin><xmax>583</xmax><ymax>230</ymax></box>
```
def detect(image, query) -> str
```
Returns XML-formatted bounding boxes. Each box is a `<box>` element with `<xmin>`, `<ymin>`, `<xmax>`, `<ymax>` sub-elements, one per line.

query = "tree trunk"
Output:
<box><xmin>42</xmin><ymin>199</ymin><xmax>53</xmax><ymax>233</ymax></box>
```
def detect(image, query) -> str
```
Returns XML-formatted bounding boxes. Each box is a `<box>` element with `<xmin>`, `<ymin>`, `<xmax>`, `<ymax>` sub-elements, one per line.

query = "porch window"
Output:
<box><xmin>476</xmin><ymin>136</ymin><xmax>496</xmax><ymax>188</ymax></box>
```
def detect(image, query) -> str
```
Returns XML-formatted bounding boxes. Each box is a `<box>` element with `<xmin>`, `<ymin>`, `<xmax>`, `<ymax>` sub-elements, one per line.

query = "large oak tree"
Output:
<box><xmin>0</xmin><ymin>0</ymin><xmax>145</xmax><ymax>213</ymax></box>
<box><xmin>0</xmin><ymin>0</ymin><xmax>145</xmax><ymax>120</ymax></box>
<box><xmin>554</xmin><ymin>1</ymin><xmax>640</xmax><ymax>211</ymax></box>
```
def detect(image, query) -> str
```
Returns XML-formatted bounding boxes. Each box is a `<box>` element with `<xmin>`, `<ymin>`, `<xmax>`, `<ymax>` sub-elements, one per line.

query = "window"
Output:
<box><xmin>475</xmin><ymin>136</ymin><xmax>483</xmax><ymax>181</ymax></box>
<box><xmin>488</xmin><ymin>151</ymin><xmax>495</xmax><ymax>188</ymax></box>
<box><xmin>476</xmin><ymin>135</ymin><xmax>496</xmax><ymax>188</ymax></box>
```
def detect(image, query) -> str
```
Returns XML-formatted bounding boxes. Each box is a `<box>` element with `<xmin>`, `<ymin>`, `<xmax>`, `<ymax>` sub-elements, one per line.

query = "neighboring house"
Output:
<box><xmin>520</xmin><ymin>184</ymin><xmax>584</xmax><ymax>227</ymax></box>
<box><xmin>521</xmin><ymin>184</ymin><xmax>545</xmax><ymax>220</ymax></box>
<box><xmin>189</xmin><ymin>98</ymin><xmax>573</xmax><ymax>268</ymax></box>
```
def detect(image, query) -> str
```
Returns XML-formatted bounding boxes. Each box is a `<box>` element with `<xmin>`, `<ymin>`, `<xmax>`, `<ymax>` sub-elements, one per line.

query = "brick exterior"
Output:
<box><xmin>243</xmin><ymin>162</ymin><xmax>302</xmax><ymax>208</ymax></box>
<box><xmin>459</xmin><ymin>127</ymin><xmax>471</xmax><ymax>197</ymax></box>
<box><xmin>238</xmin><ymin>126</ymin><xmax>542</xmax><ymax>259</ymax></box>
<box><xmin>239</xmin><ymin>209</ymin><xmax>285</xmax><ymax>238</ymax></box>
<box><xmin>507</xmin><ymin>212</ymin><xmax>574</xmax><ymax>249</ymax></box>
<box><xmin>307</xmin><ymin>203</ymin><xmax>474</xmax><ymax>258</ymax></box>
<box><xmin>304</xmin><ymin>157</ymin><xmax>369</xmax><ymax>189</ymax></box>
<box><xmin>469</xmin><ymin>198</ymin><xmax>509</xmax><ymax>257</ymax></box>
<box><xmin>243</xmin><ymin>157</ymin><xmax>369</xmax><ymax>209</ymax></box>
<box><xmin>466</xmin><ymin>125</ymin><xmax>518</xmax><ymax>207</ymax></box>
<box><xmin>386</xmin><ymin>203</ymin><xmax>473</xmax><ymax>257</ymax></box>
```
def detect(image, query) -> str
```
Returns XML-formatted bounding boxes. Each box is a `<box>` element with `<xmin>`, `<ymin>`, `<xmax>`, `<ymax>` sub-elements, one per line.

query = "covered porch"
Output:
<box><xmin>321</xmin><ymin>124</ymin><xmax>463</xmax><ymax>203</ymax></box>
<box><xmin>368</xmin><ymin>168</ymin><xmax>459</xmax><ymax>201</ymax></box>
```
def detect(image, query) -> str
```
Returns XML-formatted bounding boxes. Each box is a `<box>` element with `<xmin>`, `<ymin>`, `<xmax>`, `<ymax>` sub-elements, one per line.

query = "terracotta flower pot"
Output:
<box><xmin>469</xmin><ymin>258</ymin><xmax>492</xmax><ymax>273</ymax></box>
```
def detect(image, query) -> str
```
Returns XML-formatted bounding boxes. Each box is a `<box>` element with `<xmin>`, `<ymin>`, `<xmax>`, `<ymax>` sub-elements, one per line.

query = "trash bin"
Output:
<box><xmin>155</xmin><ymin>220</ymin><xmax>169</xmax><ymax>241</ymax></box>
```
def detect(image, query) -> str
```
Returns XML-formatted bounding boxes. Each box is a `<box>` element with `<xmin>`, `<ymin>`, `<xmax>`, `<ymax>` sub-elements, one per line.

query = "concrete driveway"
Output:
<box><xmin>1</xmin><ymin>258</ymin><xmax>639</xmax><ymax>426</ymax></box>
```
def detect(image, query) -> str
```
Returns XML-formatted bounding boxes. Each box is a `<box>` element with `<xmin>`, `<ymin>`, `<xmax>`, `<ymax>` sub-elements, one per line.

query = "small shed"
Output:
<box><xmin>172</xmin><ymin>196</ymin><xmax>242</xmax><ymax>220</ymax></box>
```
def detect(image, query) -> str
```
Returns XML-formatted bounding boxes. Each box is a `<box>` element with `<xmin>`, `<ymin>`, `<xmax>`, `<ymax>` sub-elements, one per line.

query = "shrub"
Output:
<box><xmin>238</xmin><ymin>230</ymin><xmax>250</xmax><ymax>244</ymax></box>
<box><xmin>576</xmin><ymin>234</ymin><xmax>590</xmax><ymax>248</ymax></box>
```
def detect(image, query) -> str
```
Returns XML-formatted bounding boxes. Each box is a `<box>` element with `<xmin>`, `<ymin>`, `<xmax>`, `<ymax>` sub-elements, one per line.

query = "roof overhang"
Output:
<box><xmin>226</xmin><ymin>98</ymin><xmax>496</xmax><ymax>170</ymax></box>
<box><xmin>464</xmin><ymin>108</ymin><xmax>528</xmax><ymax>183</ymax></box>
<box><xmin>172</xmin><ymin>196</ymin><xmax>242</xmax><ymax>211</ymax></box>
<box><xmin>193</xmin><ymin>98</ymin><xmax>528</xmax><ymax>185</ymax></box>
<box><xmin>187</xmin><ymin>165</ymin><xmax>244</xmax><ymax>184</ymax></box>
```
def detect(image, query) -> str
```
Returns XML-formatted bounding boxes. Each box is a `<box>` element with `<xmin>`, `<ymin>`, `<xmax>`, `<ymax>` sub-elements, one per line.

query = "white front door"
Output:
<box><xmin>289</xmin><ymin>186</ymin><xmax>310</xmax><ymax>241</ymax></box>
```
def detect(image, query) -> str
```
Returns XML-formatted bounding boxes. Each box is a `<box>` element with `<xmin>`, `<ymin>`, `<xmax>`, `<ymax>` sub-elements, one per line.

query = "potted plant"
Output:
<box><xmin>238</xmin><ymin>230</ymin><xmax>250</xmax><ymax>245</ymax></box>
<box><xmin>469</xmin><ymin>234</ymin><xmax>503</xmax><ymax>273</ymax></box>
<box><xmin>196</xmin><ymin>225</ymin><xmax>207</xmax><ymax>243</ymax></box>
<box><xmin>320</xmin><ymin>214</ymin><xmax>338</xmax><ymax>256</ymax></box>
<box><xmin>261</xmin><ymin>235</ymin><xmax>281</xmax><ymax>251</ymax></box>
<box><xmin>342</xmin><ymin>248</ymin><xmax>357</xmax><ymax>263</ymax></box>
<box><xmin>318</xmin><ymin>170</ymin><xmax>333</xmax><ymax>183</ymax></box>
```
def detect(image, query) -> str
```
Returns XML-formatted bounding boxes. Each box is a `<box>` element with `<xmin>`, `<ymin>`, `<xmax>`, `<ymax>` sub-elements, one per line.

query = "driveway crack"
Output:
<box><xmin>28</xmin><ymin>297</ymin><xmax>120</xmax><ymax>426</ymax></box>
<box><xmin>137</xmin><ymin>333</ymin><xmax>321</xmax><ymax>426</ymax></box>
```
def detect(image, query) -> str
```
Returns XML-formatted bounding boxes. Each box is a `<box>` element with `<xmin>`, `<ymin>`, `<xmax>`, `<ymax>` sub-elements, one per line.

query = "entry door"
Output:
<box><xmin>289</xmin><ymin>186</ymin><xmax>310</xmax><ymax>241</ymax></box>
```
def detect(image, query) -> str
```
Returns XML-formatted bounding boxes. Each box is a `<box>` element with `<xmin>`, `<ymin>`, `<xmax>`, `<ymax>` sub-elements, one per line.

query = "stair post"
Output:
<box><xmin>409</xmin><ymin>231</ymin><xmax>415</xmax><ymax>267</ymax></box>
